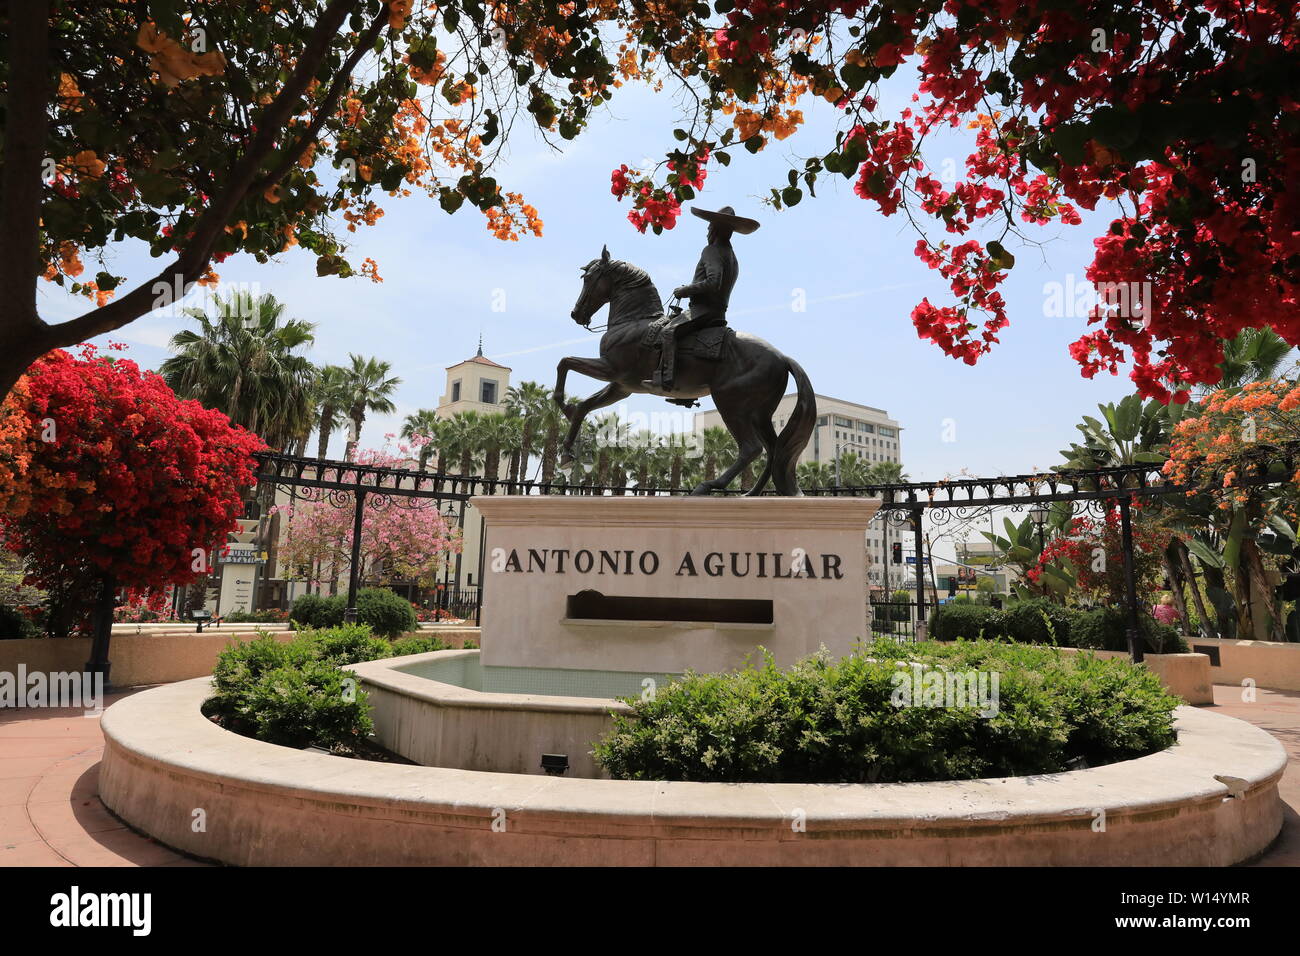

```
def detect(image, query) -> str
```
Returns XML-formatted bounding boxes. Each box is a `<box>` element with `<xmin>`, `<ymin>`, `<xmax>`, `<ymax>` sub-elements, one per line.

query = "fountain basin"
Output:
<box><xmin>99</xmin><ymin>675</ymin><xmax>1287</xmax><ymax>866</ymax></box>
<box><xmin>350</xmin><ymin>650</ymin><xmax>635</xmax><ymax>778</ymax></box>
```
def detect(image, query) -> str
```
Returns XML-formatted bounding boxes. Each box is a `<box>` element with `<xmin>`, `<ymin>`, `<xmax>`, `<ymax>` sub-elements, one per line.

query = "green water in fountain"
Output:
<box><xmin>396</xmin><ymin>654</ymin><xmax>681</xmax><ymax>700</ymax></box>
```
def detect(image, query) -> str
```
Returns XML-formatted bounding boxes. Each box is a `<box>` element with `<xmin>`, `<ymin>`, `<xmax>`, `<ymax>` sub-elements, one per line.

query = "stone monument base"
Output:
<box><xmin>472</xmin><ymin>495</ymin><xmax>879</xmax><ymax>676</ymax></box>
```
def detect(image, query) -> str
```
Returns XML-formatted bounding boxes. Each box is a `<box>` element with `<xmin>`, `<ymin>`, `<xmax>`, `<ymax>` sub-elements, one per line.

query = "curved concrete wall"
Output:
<box><xmin>350</xmin><ymin>651</ymin><xmax>627</xmax><ymax>778</ymax></box>
<box><xmin>99</xmin><ymin>678</ymin><xmax>1285</xmax><ymax>866</ymax></box>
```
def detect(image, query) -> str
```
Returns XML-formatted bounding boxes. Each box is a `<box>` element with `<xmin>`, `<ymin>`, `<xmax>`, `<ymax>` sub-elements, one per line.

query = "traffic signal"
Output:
<box><xmin>892</xmin><ymin>542</ymin><xmax>902</xmax><ymax>564</ymax></box>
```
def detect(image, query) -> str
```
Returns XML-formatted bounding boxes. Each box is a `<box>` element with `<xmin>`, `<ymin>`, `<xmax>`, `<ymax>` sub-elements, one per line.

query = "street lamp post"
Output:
<box><xmin>1029</xmin><ymin>504</ymin><xmax>1050</xmax><ymax>553</ymax></box>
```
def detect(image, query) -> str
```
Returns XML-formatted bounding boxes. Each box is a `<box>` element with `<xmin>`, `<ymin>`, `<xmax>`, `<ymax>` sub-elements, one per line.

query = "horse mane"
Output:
<box><xmin>607</xmin><ymin>259</ymin><xmax>663</xmax><ymax>326</ymax></box>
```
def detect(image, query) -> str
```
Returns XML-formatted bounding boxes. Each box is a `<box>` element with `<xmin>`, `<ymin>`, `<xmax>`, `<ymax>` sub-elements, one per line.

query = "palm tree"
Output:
<box><xmin>797</xmin><ymin>461</ymin><xmax>834</xmax><ymax>490</ymax></box>
<box><xmin>1215</xmin><ymin>327</ymin><xmax>1294</xmax><ymax>390</ymax></box>
<box><xmin>160</xmin><ymin>290</ymin><xmax>317</xmax><ymax>450</ymax></box>
<box><xmin>699</xmin><ymin>427</ymin><xmax>735</xmax><ymax>485</ymax></box>
<box><xmin>313</xmin><ymin>364</ymin><xmax>350</xmax><ymax>460</ymax></box>
<box><xmin>480</xmin><ymin>413</ymin><xmax>521</xmax><ymax>483</ymax></box>
<box><xmin>662</xmin><ymin>432</ymin><xmax>693</xmax><ymax>490</ymax></box>
<box><xmin>867</xmin><ymin>460</ymin><xmax>909</xmax><ymax>484</ymax></box>
<box><xmin>442</xmin><ymin>411</ymin><xmax>485</xmax><ymax>476</ymax></box>
<box><xmin>401</xmin><ymin>409</ymin><xmax>443</xmax><ymax>469</ymax></box>
<box><xmin>341</xmin><ymin>354</ymin><xmax>401</xmax><ymax>460</ymax></box>
<box><xmin>835</xmin><ymin>451</ymin><xmax>872</xmax><ymax>486</ymax></box>
<box><xmin>504</xmin><ymin>381</ymin><xmax>552</xmax><ymax>485</ymax></box>
<box><xmin>537</xmin><ymin>401</ymin><xmax>565</xmax><ymax>486</ymax></box>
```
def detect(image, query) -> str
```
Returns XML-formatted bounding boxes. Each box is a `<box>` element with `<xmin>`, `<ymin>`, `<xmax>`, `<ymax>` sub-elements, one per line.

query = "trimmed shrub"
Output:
<box><xmin>594</xmin><ymin>640</ymin><xmax>1179</xmax><ymax>784</ymax></box>
<box><xmin>241</xmin><ymin>661</ymin><xmax>372</xmax><ymax>749</ymax></box>
<box><xmin>389</xmin><ymin>635</ymin><xmax>447</xmax><ymax>656</ymax></box>
<box><xmin>1072</xmin><ymin>607</ymin><xmax>1188</xmax><ymax>654</ymax></box>
<box><xmin>355</xmin><ymin>587</ymin><xmax>418</xmax><ymax>638</ymax></box>
<box><xmin>929</xmin><ymin>602</ymin><xmax>995</xmax><ymax>642</ymax></box>
<box><xmin>223</xmin><ymin>608</ymin><xmax>290</xmax><ymax>624</ymax></box>
<box><xmin>0</xmin><ymin>603</ymin><xmax>41</xmax><ymax>639</ymax></box>
<box><xmin>208</xmin><ymin>633</ymin><xmax>316</xmax><ymax>727</ymax></box>
<box><xmin>997</xmin><ymin>598</ymin><xmax>1075</xmax><ymax>645</ymax></box>
<box><xmin>308</xmin><ymin>623</ymin><xmax>392</xmax><ymax>666</ymax></box>
<box><xmin>206</xmin><ymin>629</ymin><xmax>378</xmax><ymax>749</ymax></box>
<box><xmin>289</xmin><ymin>593</ymin><xmax>346</xmax><ymax>630</ymax></box>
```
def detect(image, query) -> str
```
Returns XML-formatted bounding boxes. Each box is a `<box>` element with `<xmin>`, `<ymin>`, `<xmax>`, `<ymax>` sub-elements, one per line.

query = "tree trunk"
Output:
<box><xmin>1161</xmin><ymin>554</ymin><xmax>1190</xmax><ymax>634</ymax></box>
<box><xmin>343</xmin><ymin>406</ymin><xmax>363</xmax><ymax>461</ymax></box>
<box><xmin>1243</xmin><ymin>537</ymin><xmax>1285</xmax><ymax>641</ymax></box>
<box><xmin>519</xmin><ymin>418</ymin><xmax>536</xmax><ymax>482</ymax></box>
<box><xmin>1173</xmin><ymin>538</ymin><xmax>1214</xmax><ymax>638</ymax></box>
<box><xmin>316</xmin><ymin>404</ymin><xmax>334</xmax><ymax>459</ymax></box>
<box><xmin>1232</xmin><ymin>553</ymin><xmax>1255</xmax><ymax>639</ymax></box>
<box><xmin>540</xmin><ymin>421</ymin><xmax>559</xmax><ymax>486</ymax></box>
<box><xmin>1203</xmin><ymin>564</ymin><xmax>1237</xmax><ymax>639</ymax></box>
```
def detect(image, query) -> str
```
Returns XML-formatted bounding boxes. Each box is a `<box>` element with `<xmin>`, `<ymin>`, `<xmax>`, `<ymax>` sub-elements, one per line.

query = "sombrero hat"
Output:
<box><xmin>690</xmin><ymin>205</ymin><xmax>760</xmax><ymax>235</ymax></box>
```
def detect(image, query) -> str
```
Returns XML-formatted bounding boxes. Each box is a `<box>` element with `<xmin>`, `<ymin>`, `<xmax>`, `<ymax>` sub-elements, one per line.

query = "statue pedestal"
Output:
<box><xmin>472</xmin><ymin>495</ymin><xmax>879</xmax><ymax>677</ymax></box>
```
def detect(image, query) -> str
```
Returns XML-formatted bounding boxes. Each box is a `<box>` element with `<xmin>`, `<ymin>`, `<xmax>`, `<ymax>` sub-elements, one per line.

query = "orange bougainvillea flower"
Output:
<box><xmin>57</xmin><ymin>73</ymin><xmax>83</xmax><ymax>109</ymax></box>
<box><xmin>136</xmin><ymin>21</ymin><xmax>226</xmax><ymax>88</ymax></box>
<box><xmin>69</xmin><ymin>150</ymin><xmax>106</xmax><ymax>179</ymax></box>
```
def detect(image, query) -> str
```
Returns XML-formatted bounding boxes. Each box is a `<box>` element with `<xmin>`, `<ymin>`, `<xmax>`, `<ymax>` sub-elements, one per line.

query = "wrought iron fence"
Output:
<box><xmin>245</xmin><ymin>443</ymin><xmax>1300</xmax><ymax>660</ymax></box>
<box><xmin>868</xmin><ymin>599</ymin><xmax>926</xmax><ymax>643</ymax></box>
<box><xmin>427</xmin><ymin>586</ymin><xmax>481</xmax><ymax>625</ymax></box>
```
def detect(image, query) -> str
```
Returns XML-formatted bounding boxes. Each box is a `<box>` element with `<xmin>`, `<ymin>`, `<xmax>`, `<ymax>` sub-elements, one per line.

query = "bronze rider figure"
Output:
<box><xmin>644</xmin><ymin>205</ymin><xmax>760</xmax><ymax>392</ymax></box>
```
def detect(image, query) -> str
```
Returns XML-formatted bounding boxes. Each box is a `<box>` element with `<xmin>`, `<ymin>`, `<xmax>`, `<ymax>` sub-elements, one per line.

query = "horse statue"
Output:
<box><xmin>553</xmin><ymin>245</ymin><xmax>816</xmax><ymax>496</ymax></box>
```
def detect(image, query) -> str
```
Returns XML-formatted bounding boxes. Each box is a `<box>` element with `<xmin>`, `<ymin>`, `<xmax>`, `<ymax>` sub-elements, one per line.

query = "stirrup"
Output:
<box><xmin>668</xmin><ymin>397</ymin><xmax>699</xmax><ymax>408</ymax></box>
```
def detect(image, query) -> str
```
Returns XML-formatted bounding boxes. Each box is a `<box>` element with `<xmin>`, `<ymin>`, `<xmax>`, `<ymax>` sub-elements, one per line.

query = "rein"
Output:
<box><xmin>580</xmin><ymin>292</ymin><xmax>678</xmax><ymax>335</ymax></box>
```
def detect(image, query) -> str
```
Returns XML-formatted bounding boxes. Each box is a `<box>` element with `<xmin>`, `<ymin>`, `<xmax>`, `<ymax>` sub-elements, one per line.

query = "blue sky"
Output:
<box><xmin>40</xmin><ymin>70</ymin><xmax>1147</xmax><ymax>482</ymax></box>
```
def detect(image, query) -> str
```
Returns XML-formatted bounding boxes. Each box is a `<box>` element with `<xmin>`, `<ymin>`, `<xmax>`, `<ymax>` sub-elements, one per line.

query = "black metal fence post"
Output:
<box><xmin>912</xmin><ymin>508</ymin><xmax>927</xmax><ymax>632</ymax></box>
<box><xmin>343</xmin><ymin>489</ymin><xmax>367</xmax><ymax>624</ymax></box>
<box><xmin>1118</xmin><ymin>497</ymin><xmax>1144</xmax><ymax>663</ymax></box>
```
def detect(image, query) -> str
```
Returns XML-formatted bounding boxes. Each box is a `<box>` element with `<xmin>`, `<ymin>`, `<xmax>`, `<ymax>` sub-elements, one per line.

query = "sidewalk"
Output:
<box><xmin>2</xmin><ymin>684</ymin><xmax>1297</xmax><ymax>867</ymax></box>
<box><xmin>1207</xmin><ymin>683</ymin><xmax>1300</xmax><ymax>867</ymax></box>
<box><xmin>0</xmin><ymin>689</ymin><xmax>208</xmax><ymax>866</ymax></box>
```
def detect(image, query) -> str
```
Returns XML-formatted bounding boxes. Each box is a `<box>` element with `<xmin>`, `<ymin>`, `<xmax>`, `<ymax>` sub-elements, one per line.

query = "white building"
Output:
<box><xmin>693</xmin><ymin>393</ymin><xmax>902</xmax><ymax>468</ymax></box>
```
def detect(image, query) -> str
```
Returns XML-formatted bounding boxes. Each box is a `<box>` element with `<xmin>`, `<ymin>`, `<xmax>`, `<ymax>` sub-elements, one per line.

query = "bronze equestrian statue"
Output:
<box><xmin>554</xmin><ymin>205</ymin><xmax>816</xmax><ymax>497</ymax></box>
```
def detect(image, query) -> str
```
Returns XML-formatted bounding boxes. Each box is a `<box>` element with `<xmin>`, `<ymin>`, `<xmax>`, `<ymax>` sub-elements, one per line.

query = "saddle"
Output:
<box><xmin>640</xmin><ymin>311</ymin><xmax>733</xmax><ymax>361</ymax></box>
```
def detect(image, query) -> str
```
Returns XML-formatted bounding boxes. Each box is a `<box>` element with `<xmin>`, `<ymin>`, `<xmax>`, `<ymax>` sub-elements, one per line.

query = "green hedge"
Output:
<box><xmin>288</xmin><ymin>588</ymin><xmax>418</xmax><ymax>638</ymax></box>
<box><xmin>354</xmin><ymin>587</ymin><xmax>418</xmax><ymax>638</ymax></box>
<box><xmin>288</xmin><ymin>593</ymin><xmax>346</xmax><ymax>629</ymax></box>
<box><xmin>206</xmin><ymin>624</ymin><xmax>445</xmax><ymax>750</ymax></box>
<box><xmin>0</xmin><ymin>604</ymin><xmax>41</xmax><ymax>640</ymax></box>
<box><xmin>929</xmin><ymin>599</ymin><xmax>1187</xmax><ymax>653</ymax></box>
<box><xmin>593</xmin><ymin>640</ymin><xmax>1179</xmax><ymax>784</ymax></box>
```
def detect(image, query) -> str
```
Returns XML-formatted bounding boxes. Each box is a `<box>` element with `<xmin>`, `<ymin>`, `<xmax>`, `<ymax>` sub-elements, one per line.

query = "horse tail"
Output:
<box><xmin>772</xmin><ymin>355</ymin><xmax>817</xmax><ymax>496</ymax></box>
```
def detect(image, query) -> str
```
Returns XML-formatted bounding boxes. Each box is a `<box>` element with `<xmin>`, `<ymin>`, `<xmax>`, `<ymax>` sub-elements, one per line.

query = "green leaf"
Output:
<box><xmin>781</xmin><ymin>186</ymin><xmax>802</xmax><ymax>207</ymax></box>
<box><xmin>439</xmin><ymin>189</ymin><xmax>465</xmax><ymax>214</ymax></box>
<box><xmin>1222</xmin><ymin>508</ymin><xmax>1246</xmax><ymax>571</ymax></box>
<box><xmin>1185</xmin><ymin>538</ymin><xmax>1222</xmax><ymax>567</ymax></box>
<box><xmin>1088</xmin><ymin>105</ymin><xmax>1141</xmax><ymax>152</ymax></box>
<box><xmin>1051</xmin><ymin>123</ymin><xmax>1090</xmax><ymax>166</ymax></box>
<box><xmin>986</xmin><ymin>240</ymin><xmax>1015</xmax><ymax>270</ymax></box>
